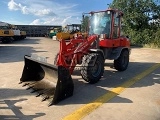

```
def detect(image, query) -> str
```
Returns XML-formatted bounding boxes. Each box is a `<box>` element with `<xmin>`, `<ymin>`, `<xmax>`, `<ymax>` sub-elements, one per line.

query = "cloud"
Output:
<box><xmin>21</xmin><ymin>6</ymin><xmax>29</xmax><ymax>14</ymax></box>
<box><xmin>7</xmin><ymin>0</ymin><xmax>82</xmax><ymax>25</ymax></box>
<box><xmin>8</xmin><ymin>0</ymin><xmax>56</xmax><ymax>16</ymax></box>
<box><xmin>29</xmin><ymin>16</ymin><xmax>81</xmax><ymax>26</ymax></box>
<box><xmin>8</xmin><ymin>0</ymin><xmax>23</xmax><ymax>11</ymax></box>
<box><xmin>33</xmin><ymin>9</ymin><xmax>56</xmax><ymax>17</ymax></box>
<box><xmin>61</xmin><ymin>16</ymin><xmax>72</xmax><ymax>26</ymax></box>
<box><xmin>29</xmin><ymin>19</ymin><xmax>42</xmax><ymax>25</ymax></box>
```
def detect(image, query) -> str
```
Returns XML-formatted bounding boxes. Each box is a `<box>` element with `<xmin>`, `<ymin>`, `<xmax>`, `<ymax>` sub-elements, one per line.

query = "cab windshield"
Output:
<box><xmin>89</xmin><ymin>11</ymin><xmax>111</xmax><ymax>37</ymax></box>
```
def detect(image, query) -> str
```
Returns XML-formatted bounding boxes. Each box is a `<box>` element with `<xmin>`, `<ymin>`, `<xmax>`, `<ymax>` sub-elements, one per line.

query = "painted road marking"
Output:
<box><xmin>63</xmin><ymin>63</ymin><xmax>160</xmax><ymax>120</ymax></box>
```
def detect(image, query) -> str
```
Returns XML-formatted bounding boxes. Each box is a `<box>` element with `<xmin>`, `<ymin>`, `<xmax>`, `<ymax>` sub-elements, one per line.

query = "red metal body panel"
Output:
<box><xmin>99</xmin><ymin>37</ymin><xmax>130</xmax><ymax>48</ymax></box>
<box><xmin>56</xmin><ymin>35</ymin><xmax>97</xmax><ymax>74</ymax></box>
<box><xmin>99</xmin><ymin>39</ymin><xmax>120</xmax><ymax>47</ymax></box>
<box><xmin>119</xmin><ymin>37</ymin><xmax>130</xmax><ymax>47</ymax></box>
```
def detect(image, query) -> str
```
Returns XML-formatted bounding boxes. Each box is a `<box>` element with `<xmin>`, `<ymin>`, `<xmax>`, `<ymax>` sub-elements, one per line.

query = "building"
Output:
<box><xmin>16</xmin><ymin>25</ymin><xmax>62</xmax><ymax>37</ymax></box>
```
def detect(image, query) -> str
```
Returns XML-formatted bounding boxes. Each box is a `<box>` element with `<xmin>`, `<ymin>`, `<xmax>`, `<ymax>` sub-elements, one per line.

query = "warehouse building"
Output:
<box><xmin>16</xmin><ymin>25</ymin><xmax>61</xmax><ymax>37</ymax></box>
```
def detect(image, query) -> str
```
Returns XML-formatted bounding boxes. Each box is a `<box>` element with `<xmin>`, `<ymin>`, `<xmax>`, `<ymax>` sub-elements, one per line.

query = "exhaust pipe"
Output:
<box><xmin>20</xmin><ymin>55</ymin><xmax>74</xmax><ymax>106</ymax></box>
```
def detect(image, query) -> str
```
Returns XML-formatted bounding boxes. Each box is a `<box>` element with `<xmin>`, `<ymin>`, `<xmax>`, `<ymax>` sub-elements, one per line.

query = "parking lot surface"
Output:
<box><xmin>0</xmin><ymin>37</ymin><xmax>160</xmax><ymax>120</ymax></box>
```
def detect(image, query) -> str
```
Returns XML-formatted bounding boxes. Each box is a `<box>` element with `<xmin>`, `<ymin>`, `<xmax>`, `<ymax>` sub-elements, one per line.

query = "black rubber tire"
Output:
<box><xmin>114</xmin><ymin>50</ymin><xmax>129</xmax><ymax>71</ymax></box>
<box><xmin>1</xmin><ymin>37</ymin><xmax>13</xmax><ymax>43</ymax></box>
<box><xmin>81</xmin><ymin>53</ymin><xmax>104</xmax><ymax>84</ymax></box>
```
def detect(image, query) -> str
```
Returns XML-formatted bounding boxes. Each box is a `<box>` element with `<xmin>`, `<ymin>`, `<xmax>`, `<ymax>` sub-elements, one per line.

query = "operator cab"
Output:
<box><xmin>89</xmin><ymin>10</ymin><xmax>111</xmax><ymax>38</ymax></box>
<box><xmin>85</xmin><ymin>9</ymin><xmax>123</xmax><ymax>40</ymax></box>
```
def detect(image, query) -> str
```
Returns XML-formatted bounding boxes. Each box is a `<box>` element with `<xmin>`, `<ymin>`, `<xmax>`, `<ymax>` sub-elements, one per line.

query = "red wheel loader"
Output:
<box><xmin>19</xmin><ymin>8</ymin><xmax>131</xmax><ymax>106</ymax></box>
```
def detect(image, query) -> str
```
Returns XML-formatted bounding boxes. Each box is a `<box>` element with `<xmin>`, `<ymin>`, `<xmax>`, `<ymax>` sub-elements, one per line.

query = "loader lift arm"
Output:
<box><xmin>56</xmin><ymin>35</ymin><xmax>98</xmax><ymax>74</ymax></box>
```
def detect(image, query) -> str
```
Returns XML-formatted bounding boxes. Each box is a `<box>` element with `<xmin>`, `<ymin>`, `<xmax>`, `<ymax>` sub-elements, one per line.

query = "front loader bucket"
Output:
<box><xmin>20</xmin><ymin>55</ymin><xmax>74</xmax><ymax>106</ymax></box>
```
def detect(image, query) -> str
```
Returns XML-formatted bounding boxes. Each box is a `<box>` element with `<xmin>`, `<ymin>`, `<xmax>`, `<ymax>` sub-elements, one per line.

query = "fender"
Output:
<box><xmin>89</xmin><ymin>49</ymin><xmax>105</xmax><ymax>60</ymax></box>
<box><xmin>110</xmin><ymin>47</ymin><xmax>131</xmax><ymax>60</ymax></box>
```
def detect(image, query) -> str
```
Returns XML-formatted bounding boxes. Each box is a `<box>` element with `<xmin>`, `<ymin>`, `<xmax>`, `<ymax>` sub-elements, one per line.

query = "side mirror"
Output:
<box><xmin>126</xmin><ymin>35</ymin><xmax>129</xmax><ymax>38</ymax></box>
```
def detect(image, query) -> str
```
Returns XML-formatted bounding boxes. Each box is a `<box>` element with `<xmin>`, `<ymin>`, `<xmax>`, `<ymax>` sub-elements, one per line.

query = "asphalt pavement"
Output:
<box><xmin>0</xmin><ymin>37</ymin><xmax>160</xmax><ymax>120</ymax></box>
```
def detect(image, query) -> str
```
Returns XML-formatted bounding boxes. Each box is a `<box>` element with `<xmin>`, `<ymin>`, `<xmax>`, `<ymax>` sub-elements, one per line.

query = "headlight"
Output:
<box><xmin>100</xmin><ymin>34</ymin><xmax>106</xmax><ymax>39</ymax></box>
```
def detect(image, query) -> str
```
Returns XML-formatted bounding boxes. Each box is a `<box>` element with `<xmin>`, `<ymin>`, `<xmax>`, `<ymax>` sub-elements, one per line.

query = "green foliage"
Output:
<box><xmin>152</xmin><ymin>28</ymin><xmax>160</xmax><ymax>47</ymax></box>
<box><xmin>111</xmin><ymin>0</ymin><xmax>160</xmax><ymax>48</ymax></box>
<box><xmin>81</xmin><ymin>16</ymin><xmax>89</xmax><ymax>32</ymax></box>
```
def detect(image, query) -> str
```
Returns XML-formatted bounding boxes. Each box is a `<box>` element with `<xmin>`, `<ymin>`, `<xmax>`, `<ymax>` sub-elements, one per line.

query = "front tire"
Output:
<box><xmin>81</xmin><ymin>53</ymin><xmax>104</xmax><ymax>84</ymax></box>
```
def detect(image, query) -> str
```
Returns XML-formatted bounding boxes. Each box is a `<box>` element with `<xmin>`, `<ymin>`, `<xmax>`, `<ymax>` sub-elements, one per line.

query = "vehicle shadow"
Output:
<box><xmin>100</xmin><ymin>62</ymin><xmax>160</xmax><ymax>88</ymax></box>
<box><xmin>72</xmin><ymin>62</ymin><xmax>160</xmax><ymax>88</ymax></box>
<box><xmin>0</xmin><ymin>37</ymin><xmax>41</xmax><ymax>45</ymax></box>
<box><xmin>57</xmin><ymin>61</ymin><xmax>160</xmax><ymax>105</ymax></box>
<box><xmin>0</xmin><ymin>99</ymin><xmax>45</xmax><ymax>120</ymax></box>
<box><xmin>57</xmin><ymin>79</ymin><xmax>133</xmax><ymax>106</ymax></box>
<box><xmin>0</xmin><ymin>46</ymin><xmax>47</xmax><ymax>63</ymax></box>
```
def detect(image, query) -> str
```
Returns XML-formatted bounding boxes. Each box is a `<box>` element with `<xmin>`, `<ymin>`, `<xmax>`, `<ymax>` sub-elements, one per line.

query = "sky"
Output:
<box><xmin>0</xmin><ymin>0</ymin><xmax>112</xmax><ymax>26</ymax></box>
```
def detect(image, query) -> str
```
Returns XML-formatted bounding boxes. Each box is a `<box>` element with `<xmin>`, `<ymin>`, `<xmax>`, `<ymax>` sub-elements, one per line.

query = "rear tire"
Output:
<box><xmin>81</xmin><ymin>53</ymin><xmax>104</xmax><ymax>84</ymax></box>
<box><xmin>114</xmin><ymin>50</ymin><xmax>129</xmax><ymax>71</ymax></box>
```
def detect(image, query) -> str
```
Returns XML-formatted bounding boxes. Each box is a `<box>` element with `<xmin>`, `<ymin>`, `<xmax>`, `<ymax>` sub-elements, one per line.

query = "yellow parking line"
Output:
<box><xmin>63</xmin><ymin>63</ymin><xmax>160</xmax><ymax>120</ymax></box>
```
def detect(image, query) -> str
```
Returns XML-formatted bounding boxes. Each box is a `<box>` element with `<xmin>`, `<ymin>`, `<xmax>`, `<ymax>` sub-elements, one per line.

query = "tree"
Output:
<box><xmin>110</xmin><ymin>0</ymin><xmax>160</xmax><ymax>47</ymax></box>
<box><xmin>81</xmin><ymin>15</ymin><xmax>89</xmax><ymax>33</ymax></box>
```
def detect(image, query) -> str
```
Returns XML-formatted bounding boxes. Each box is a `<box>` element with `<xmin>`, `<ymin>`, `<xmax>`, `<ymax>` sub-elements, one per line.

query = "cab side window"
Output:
<box><xmin>113</xmin><ymin>13</ymin><xmax>120</xmax><ymax>39</ymax></box>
